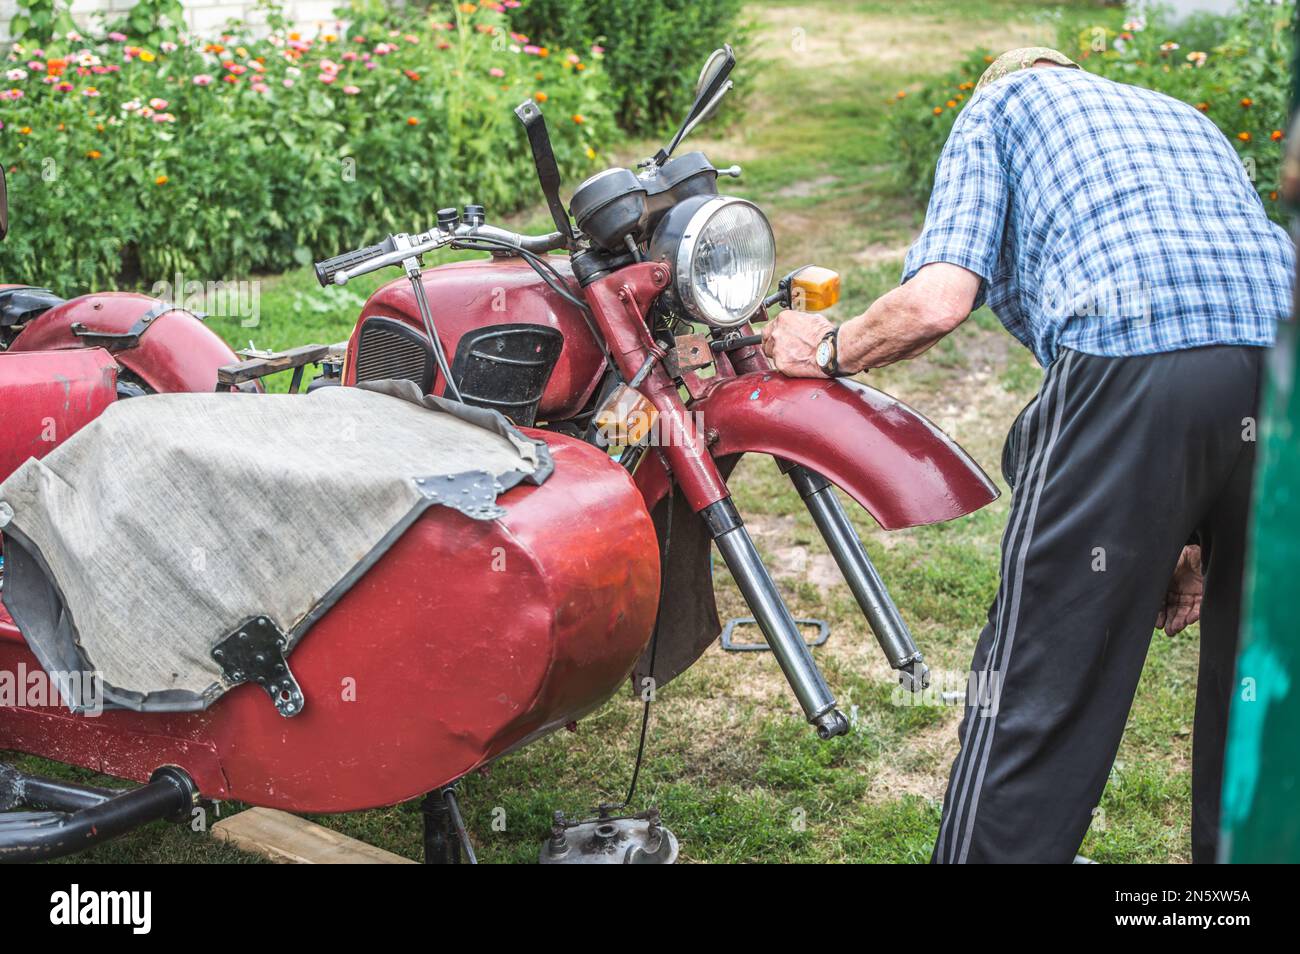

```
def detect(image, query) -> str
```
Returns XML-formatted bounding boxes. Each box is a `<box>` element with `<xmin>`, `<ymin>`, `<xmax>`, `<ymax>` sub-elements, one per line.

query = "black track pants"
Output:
<box><xmin>933</xmin><ymin>345</ymin><xmax>1264</xmax><ymax>864</ymax></box>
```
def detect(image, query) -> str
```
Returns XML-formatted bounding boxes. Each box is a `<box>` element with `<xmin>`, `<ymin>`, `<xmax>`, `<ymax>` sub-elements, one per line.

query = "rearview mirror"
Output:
<box><xmin>655</xmin><ymin>44</ymin><xmax>736</xmax><ymax>166</ymax></box>
<box><xmin>1</xmin><ymin>165</ymin><xmax>8</xmax><ymax>241</ymax></box>
<box><xmin>694</xmin><ymin>46</ymin><xmax>735</xmax><ymax>116</ymax></box>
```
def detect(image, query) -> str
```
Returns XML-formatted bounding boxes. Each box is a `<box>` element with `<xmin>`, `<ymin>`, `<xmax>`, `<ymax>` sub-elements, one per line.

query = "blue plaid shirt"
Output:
<box><xmin>903</xmin><ymin>68</ymin><xmax>1293</xmax><ymax>367</ymax></box>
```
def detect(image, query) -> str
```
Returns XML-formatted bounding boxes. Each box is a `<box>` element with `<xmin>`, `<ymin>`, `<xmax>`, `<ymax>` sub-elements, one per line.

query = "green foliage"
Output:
<box><xmin>6</xmin><ymin>0</ymin><xmax>78</xmax><ymax>46</ymax></box>
<box><xmin>512</xmin><ymin>0</ymin><xmax>749</xmax><ymax>135</ymax></box>
<box><xmin>885</xmin><ymin>0</ymin><xmax>1294</xmax><ymax>220</ymax></box>
<box><xmin>112</xmin><ymin>0</ymin><xmax>188</xmax><ymax>48</ymax></box>
<box><xmin>0</xmin><ymin>3</ymin><xmax>613</xmax><ymax>292</ymax></box>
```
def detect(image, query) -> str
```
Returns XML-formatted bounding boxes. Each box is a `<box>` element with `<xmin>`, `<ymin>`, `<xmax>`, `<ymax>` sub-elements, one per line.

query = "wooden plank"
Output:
<box><xmin>212</xmin><ymin>807</ymin><xmax>417</xmax><ymax>864</ymax></box>
<box><xmin>216</xmin><ymin>344</ymin><xmax>331</xmax><ymax>385</ymax></box>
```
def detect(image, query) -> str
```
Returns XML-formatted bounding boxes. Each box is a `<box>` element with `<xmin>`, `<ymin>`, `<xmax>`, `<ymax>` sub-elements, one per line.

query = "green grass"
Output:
<box><xmin>6</xmin><ymin>0</ymin><xmax>1201</xmax><ymax>863</ymax></box>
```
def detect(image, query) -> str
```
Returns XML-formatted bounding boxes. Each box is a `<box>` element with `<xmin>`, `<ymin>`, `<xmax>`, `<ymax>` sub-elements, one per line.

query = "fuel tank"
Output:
<box><xmin>343</xmin><ymin>257</ymin><xmax>606</xmax><ymax>421</ymax></box>
<box><xmin>0</xmin><ymin>430</ymin><xmax>660</xmax><ymax>812</ymax></box>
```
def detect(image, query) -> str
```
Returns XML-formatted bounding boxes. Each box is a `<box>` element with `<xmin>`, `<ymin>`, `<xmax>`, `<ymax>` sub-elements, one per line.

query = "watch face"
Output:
<box><xmin>816</xmin><ymin>338</ymin><xmax>833</xmax><ymax>369</ymax></box>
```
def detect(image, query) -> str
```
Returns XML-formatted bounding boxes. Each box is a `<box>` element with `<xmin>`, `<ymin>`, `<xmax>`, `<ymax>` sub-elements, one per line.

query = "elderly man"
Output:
<box><xmin>763</xmin><ymin>48</ymin><xmax>1293</xmax><ymax>863</ymax></box>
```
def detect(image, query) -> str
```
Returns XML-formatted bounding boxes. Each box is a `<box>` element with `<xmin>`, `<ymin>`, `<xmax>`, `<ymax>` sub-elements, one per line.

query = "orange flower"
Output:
<box><xmin>576</xmin><ymin>63</ymin><xmax>585</xmax><ymax>71</ymax></box>
<box><xmin>19</xmin><ymin>126</ymin><xmax>31</xmax><ymax>135</ymax></box>
<box><xmin>407</xmin><ymin>116</ymin><xmax>419</xmax><ymax>125</ymax></box>
<box><xmin>895</xmin><ymin>90</ymin><xmax>906</xmax><ymax>99</ymax></box>
<box><xmin>1237</xmin><ymin>131</ymin><xmax>1251</xmax><ymax>142</ymax></box>
<box><xmin>1195</xmin><ymin>102</ymin><xmax>1210</xmax><ymax>112</ymax></box>
<box><xmin>946</xmin><ymin>99</ymin><xmax>957</xmax><ymax>108</ymax></box>
<box><xmin>86</xmin><ymin>150</ymin><xmax>101</xmax><ymax>159</ymax></box>
<box><xmin>572</xmin><ymin>113</ymin><xmax>584</xmax><ymax>124</ymax></box>
<box><xmin>155</xmin><ymin>175</ymin><xmax>169</xmax><ymax>185</ymax></box>
<box><xmin>459</xmin><ymin>2</ymin><xmax>476</xmax><ymax>11</ymax></box>
<box><xmin>1270</xmin><ymin>191</ymin><xmax>1279</xmax><ymax>200</ymax></box>
<box><xmin>534</xmin><ymin>91</ymin><xmax>548</xmax><ymax>102</ymax></box>
<box><xmin>1271</xmin><ymin>129</ymin><xmax>1284</xmax><ymax>141</ymax></box>
<box><xmin>538</xmin><ymin>47</ymin><xmax>549</xmax><ymax>57</ymax></box>
<box><xmin>1240</xmin><ymin>98</ymin><xmax>1253</xmax><ymax>108</ymax></box>
<box><xmin>46</xmin><ymin>58</ymin><xmax>67</xmax><ymax>76</ymax></box>
<box><xmin>983</xmin><ymin>55</ymin><xmax>994</xmax><ymax>63</ymax></box>
<box><xmin>57</xmin><ymin>122</ymin><xmax>65</xmax><ymax>131</ymax></box>
<box><xmin>932</xmin><ymin>106</ymin><xmax>943</xmax><ymax>115</ymax></box>
<box><xmin>96</xmin><ymin>123</ymin><xmax>105</xmax><ymax>132</ymax></box>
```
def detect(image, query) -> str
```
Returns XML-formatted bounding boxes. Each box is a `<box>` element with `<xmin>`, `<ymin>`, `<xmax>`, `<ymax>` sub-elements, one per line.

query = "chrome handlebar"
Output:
<box><xmin>316</xmin><ymin>224</ymin><xmax>567</xmax><ymax>287</ymax></box>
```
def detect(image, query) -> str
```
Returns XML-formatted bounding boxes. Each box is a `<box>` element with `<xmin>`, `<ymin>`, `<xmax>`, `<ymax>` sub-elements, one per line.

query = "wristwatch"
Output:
<box><xmin>815</xmin><ymin>327</ymin><xmax>841</xmax><ymax>377</ymax></box>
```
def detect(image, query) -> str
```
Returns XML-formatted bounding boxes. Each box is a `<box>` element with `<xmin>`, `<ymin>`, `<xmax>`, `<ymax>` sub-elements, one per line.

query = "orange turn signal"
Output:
<box><xmin>789</xmin><ymin>265</ymin><xmax>841</xmax><ymax>312</ymax></box>
<box><xmin>593</xmin><ymin>384</ymin><xmax>658</xmax><ymax>446</ymax></box>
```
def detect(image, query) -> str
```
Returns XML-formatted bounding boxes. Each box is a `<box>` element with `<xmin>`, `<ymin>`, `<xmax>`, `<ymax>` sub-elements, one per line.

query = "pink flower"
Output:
<box><xmin>252</xmin><ymin>81</ymin><xmax>269</xmax><ymax>94</ymax></box>
<box><xmin>364</xmin><ymin>61</ymin><xmax>377</xmax><ymax>71</ymax></box>
<box><xmin>504</xmin><ymin>0</ymin><xmax>521</xmax><ymax>6</ymax></box>
<box><xmin>342</xmin><ymin>51</ymin><xmax>358</xmax><ymax>61</ymax></box>
<box><xmin>27</xmin><ymin>60</ymin><xmax>44</xmax><ymax>71</ymax></box>
<box><xmin>0</xmin><ymin>89</ymin><xmax>24</xmax><ymax>101</ymax></box>
<box><xmin>160</xmin><ymin>41</ymin><xmax>177</xmax><ymax>53</ymax></box>
<box><xmin>282</xmin><ymin>78</ymin><xmax>294</xmax><ymax>88</ymax></box>
<box><xmin>108</xmin><ymin>31</ymin><xmax>127</xmax><ymax>42</ymax></box>
<box><xmin>342</xmin><ymin>84</ymin><xmax>360</xmax><ymax>95</ymax></box>
<box><xmin>151</xmin><ymin>112</ymin><xmax>176</xmax><ymax>123</ymax></box>
<box><xmin>148</xmin><ymin>97</ymin><xmax>168</xmax><ymax>110</ymax></box>
<box><xmin>591</xmin><ymin>45</ymin><xmax>605</xmax><ymax>55</ymax></box>
<box><xmin>523</xmin><ymin>45</ymin><xmax>540</xmax><ymax>55</ymax></box>
<box><xmin>489</xmin><ymin>67</ymin><xmax>505</xmax><ymax>78</ymax></box>
<box><xmin>82</xmin><ymin>86</ymin><xmax>100</xmax><ymax>97</ymax></box>
<box><xmin>56</xmin><ymin>81</ymin><xmax>73</xmax><ymax>92</ymax></box>
<box><xmin>192</xmin><ymin>73</ymin><xmax>214</xmax><ymax>86</ymax></box>
<box><xmin>318</xmin><ymin>72</ymin><xmax>336</xmax><ymax>84</ymax></box>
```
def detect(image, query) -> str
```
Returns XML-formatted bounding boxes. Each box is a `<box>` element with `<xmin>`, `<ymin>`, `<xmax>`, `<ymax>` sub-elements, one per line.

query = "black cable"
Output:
<box><xmin>451</xmin><ymin>237</ymin><xmax>613</xmax><ymax>364</ymax></box>
<box><xmin>611</xmin><ymin>481</ymin><xmax>671</xmax><ymax>811</ymax></box>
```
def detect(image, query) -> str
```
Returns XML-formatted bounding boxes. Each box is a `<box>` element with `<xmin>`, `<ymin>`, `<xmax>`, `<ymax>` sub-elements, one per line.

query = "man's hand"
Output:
<box><xmin>761</xmin><ymin>310</ymin><xmax>835</xmax><ymax>378</ymax></box>
<box><xmin>1156</xmin><ymin>544</ymin><xmax>1204</xmax><ymax>636</ymax></box>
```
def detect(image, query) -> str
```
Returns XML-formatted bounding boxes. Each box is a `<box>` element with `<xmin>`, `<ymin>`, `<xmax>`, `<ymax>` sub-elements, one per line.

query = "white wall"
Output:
<box><xmin>0</xmin><ymin>0</ymin><xmax>340</xmax><ymax>43</ymax></box>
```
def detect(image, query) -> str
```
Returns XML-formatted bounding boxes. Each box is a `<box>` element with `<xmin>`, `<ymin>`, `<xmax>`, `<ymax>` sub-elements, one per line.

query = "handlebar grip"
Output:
<box><xmin>711</xmin><ymin>334</ymin><xmax>763</xmax><ymax>353</ymax></box>
<box><xmin>314</xmin><ymin>240</ymin><xmax>393</xmax><ymax>287</ymax></box>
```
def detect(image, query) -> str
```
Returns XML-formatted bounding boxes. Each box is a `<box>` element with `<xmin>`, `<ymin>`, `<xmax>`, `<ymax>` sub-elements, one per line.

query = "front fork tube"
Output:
<box><xmin>702</xmin><ymin>498</ymin><xmax>850</xmax><ymax>739</ymax></box>
<box><xmin>784</xmin><ymin>463</ymin><xmax>930</xmax><ymax>692</ymax></box>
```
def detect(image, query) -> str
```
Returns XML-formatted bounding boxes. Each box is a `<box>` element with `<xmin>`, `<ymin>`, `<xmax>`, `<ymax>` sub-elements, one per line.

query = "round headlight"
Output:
<box><xmin>650</xmin><ymin>196</ymin><xmax>776</xmax><ymax>327</ymax></box>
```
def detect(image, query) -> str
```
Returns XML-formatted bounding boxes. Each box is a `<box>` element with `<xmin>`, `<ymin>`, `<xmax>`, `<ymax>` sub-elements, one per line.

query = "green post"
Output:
<box><xmin>1218</xmin><ymin>3</ymin><xmax>1300</xmax><ymax>864</ymax></box>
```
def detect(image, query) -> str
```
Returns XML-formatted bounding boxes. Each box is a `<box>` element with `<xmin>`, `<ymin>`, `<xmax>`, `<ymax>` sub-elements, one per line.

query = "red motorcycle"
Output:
<box><xmin>313</xmin><ymin>45</ymin><xmax>996</xmax><ymax>736</ymax></box>
<box><xmin>0</xmin><ymin>47</ymin><xmax>995</xmax><ymax>863</ymax></box>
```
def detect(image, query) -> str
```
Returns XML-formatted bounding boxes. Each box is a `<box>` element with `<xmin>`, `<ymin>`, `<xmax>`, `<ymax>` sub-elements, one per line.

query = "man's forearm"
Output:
<box><xmin>837</xmin><ymin>280</ymin><xmax>965</xmax><ymax>372</ymax></box>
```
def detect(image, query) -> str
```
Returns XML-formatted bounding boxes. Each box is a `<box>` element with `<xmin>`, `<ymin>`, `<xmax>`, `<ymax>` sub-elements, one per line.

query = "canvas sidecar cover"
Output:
<box><xmin>0</xmin><ymin>380</ymin><xmax>551</xmax><ymax>716</ymax></box>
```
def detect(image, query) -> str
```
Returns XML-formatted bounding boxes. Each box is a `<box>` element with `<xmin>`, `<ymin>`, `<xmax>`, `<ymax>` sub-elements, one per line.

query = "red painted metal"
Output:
<box><xmin>0</xmin><ymin>349</ymin><xmax>118</xmax><ymax>483</ymax></box>
<box><xmin>7</xmin><ymin>292</ymin><xmax>240</xmax><ymax>393</ymax></box>
<box><xmin>0</xmin><ymin>433</ymin><xmax>660</xmax><ymax>811</ymax></box>
<box><xmin>650</xmin><ymin>372</ymin><xmax>999</xmax><ymax>530</ymax></box>
<box><xmin>343</xmin><ymin>258</ymin><xmax>607</xmax><ymax>420</ymax></box>
<box><xmin>585</xmin><ymin>263</ymin><xmax>732</xmax><ymax>512</ymax></box>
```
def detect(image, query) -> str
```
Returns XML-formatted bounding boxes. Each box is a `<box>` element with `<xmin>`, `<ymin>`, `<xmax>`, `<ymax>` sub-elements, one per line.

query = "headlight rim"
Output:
<box><xmin>670</xmin><ymin>195</ymin><xmax>775</xmax><ymax>328</ymax></box>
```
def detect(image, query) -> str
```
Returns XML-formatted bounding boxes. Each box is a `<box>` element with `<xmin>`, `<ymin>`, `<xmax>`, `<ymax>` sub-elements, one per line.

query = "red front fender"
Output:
<box><xmin>643</xmin><ymin>372</ymin><xmax>998</xmax><ymax>530</ymax></box>
<box><xmin>9</xmin><ymin>292</ymin><xmax>240</xmax><ymax>393</ymax></box>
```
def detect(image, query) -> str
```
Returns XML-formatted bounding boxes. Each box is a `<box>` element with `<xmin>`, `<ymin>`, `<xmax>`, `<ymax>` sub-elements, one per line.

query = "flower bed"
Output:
<box><xmin>1</xmin><ymin>2</ymin><xmax>613</xmax><ymax>290</ymax></box>
<box><xmin>886</xmin><ymin>0</ymin><xmax>1292</xmax><ymax>220</ymax></box>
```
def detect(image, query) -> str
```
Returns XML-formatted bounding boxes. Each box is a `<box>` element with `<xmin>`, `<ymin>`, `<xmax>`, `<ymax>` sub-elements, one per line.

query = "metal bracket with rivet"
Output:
<box><xmin>211</xmin><ymin>616</ymin><xmax>304</xmax><ymax>718</ymax></box>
